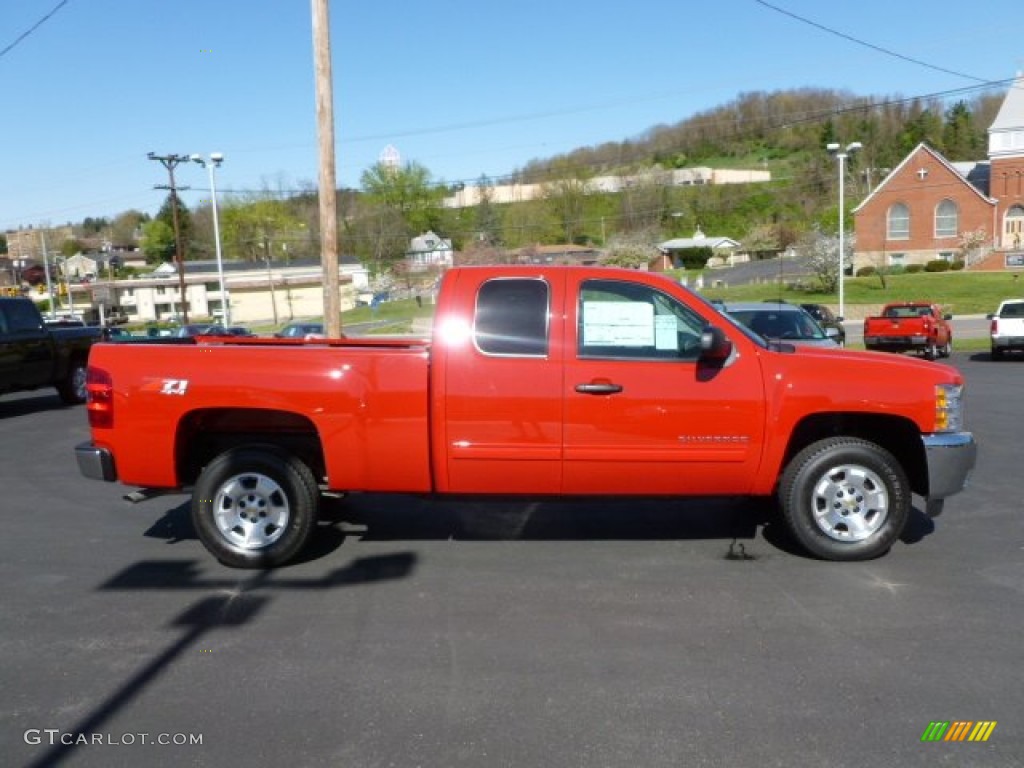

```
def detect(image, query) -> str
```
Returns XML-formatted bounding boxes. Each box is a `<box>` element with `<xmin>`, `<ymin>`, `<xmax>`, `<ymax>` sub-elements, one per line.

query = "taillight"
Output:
<box><xmin>86</xmin><ymin>366</ymin><xmax>114</xmax><ymax>429</ymax></box>
<box><xmin>991</xmin><ymin>318</ymin><xmax>999</xmax><ymax>334</ymax></box>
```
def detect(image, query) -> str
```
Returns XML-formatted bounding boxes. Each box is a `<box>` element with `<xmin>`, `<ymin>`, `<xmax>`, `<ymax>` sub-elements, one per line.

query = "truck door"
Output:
<box><xmin>435</xmin><ymin>272</ymin><xmax>566</xmax><ymax>494</ymax></box>
<box><xmin>562</xmin><ymin>275</ymin><xmax>766</xmax><ymax>495</ymax></box>
<box><xmin>0</xmin><ymin>301</ymin><xmax>54</xmax><ymax>392</ymax></box>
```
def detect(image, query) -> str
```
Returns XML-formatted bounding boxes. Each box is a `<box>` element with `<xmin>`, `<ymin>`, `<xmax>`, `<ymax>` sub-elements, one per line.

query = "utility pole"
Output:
<box><xmin>40</xmin><ymin>230</ymin><xmax>56</xmax><ymax>320</ymax></box>
<box><xmin>148</xmin><ymin>152</ymin><xmax>191</xmax><ymax>324</ymax></box>
<box><xmin>311</xmin><ymin>0</ymin><xmax>341</xmax><ymax>337</ymax></box>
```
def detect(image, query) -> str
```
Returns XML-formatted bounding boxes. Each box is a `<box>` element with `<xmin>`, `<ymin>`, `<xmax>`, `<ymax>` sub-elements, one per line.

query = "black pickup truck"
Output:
<box><xmin>0</xmin><ymin>297</ymin><xmax>103</xmax><ymax>404</ymax></box>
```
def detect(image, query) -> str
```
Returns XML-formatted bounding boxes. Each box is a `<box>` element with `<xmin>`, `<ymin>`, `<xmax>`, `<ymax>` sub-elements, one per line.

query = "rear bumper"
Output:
<box><xmin>991</xmin><ymin>336</ymin><xmax>1024</xmax><ymax>350</ymax></box>
<box><xmin>75</xmin><ymin>441</ymin><xmax>117</xmax><ymax>482</ymax></box>
<box><xmin>923</xmin><ymin>432</ymin><xmax>976</xmax><ymax>501</ymax></box>
<box><xmin>864</xmin><ymin>335</ymin><xmax>930</xmax><ymax>351</ymax></box>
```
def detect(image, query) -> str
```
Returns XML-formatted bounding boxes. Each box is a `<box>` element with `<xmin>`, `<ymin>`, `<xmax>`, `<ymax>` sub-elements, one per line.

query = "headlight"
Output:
<box><xmin>935</xmin><ymin>383</ymin><xmax>964</xmax><ymax>432</ymax></box>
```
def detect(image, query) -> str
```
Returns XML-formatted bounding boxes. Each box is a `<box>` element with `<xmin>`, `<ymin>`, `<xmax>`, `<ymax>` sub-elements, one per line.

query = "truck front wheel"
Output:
<box><xmin>778</xmin><ymin>438</ymin><xmax>910</xmax><ymax>561</ymax></box>
<box><xmin>192</xmin><ymin>446</ymin><xmax>319</xmax><ymax>568</ymax></box>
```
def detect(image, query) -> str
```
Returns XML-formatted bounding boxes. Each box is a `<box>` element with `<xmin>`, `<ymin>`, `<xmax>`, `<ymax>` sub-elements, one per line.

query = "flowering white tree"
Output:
<box><xmin>795</xmin><ymin>226</ymin><xmax>853</xmax><ymax>293</ymax></box>
<box><xmin>958</xmin><ymin>227</ymin><xmax>989</xmax><ymax>268</ymax></box>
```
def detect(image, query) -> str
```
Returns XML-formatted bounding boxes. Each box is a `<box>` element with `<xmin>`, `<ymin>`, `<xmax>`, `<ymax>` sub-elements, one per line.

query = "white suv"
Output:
<box><xmin>989</xmin><ymin>299</ymin><xmax>1024</xmax><ymax>360</ymax></box>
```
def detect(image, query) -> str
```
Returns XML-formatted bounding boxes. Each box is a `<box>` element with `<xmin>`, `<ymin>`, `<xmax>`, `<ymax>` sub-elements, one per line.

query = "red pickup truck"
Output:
<box><xmin>75</xmin><ymin>267</ymin><xmax>976</xmax><ymax>567</ymax></box>
<box><xmin>862</xmin><ymin>302</ymin><xmax>953</xmax><ymax>359</ymax></box>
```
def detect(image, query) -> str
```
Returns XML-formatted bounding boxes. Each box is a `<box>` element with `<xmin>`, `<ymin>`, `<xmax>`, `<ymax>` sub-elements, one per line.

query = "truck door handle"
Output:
<box><xmin>575</xmin><ymin>381</ymin><xmax>623</xmax><ymax>395</ymax></box>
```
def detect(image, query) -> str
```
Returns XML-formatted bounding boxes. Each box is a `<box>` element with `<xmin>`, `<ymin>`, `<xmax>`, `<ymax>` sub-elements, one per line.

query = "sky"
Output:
<box><xmin>2</xmin><ymin>0</ymin><xmax>1023</xmax><ymax>233</ymax></box>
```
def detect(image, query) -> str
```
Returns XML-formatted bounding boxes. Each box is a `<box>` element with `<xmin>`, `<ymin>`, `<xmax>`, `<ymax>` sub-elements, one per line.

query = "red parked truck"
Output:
<box><xmin>862</xmin><ymin>302</ymin><xmax>953</xmax><ymax>359</ymax></box>
<box><xmin>75</xmin><ymin>266</ymin><xmax>976</xmax><ymax>567</ymax></box>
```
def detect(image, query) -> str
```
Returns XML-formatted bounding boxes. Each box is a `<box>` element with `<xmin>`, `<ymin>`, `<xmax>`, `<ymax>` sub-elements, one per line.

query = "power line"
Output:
<box><xmin>0</xmin><ymin>0</ymin><xmax>71</xmax><ymax>61</ymax></box>
<box><xmin>753</xmin><ymin>1</ymin><xmax>989</xmax><ymax>83</ymax></box>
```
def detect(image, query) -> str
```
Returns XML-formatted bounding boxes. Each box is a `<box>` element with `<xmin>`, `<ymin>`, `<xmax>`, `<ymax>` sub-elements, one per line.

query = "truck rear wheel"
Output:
<box><xmin>56</xmin><ymin>360</ymin><xmax>88</xmax><ymax>404</ymax></box>
<box><xmin>192</xmin><ymin>445</ymin><xmax>319</xmax><ymax>568</ymax></box>
<box><xmin>778</xmin><ymin>437</ymin><xmax>910</xmax><ymax>561</ymax></box>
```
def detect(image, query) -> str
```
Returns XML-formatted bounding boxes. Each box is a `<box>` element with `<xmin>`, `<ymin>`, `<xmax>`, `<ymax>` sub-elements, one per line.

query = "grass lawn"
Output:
<box><xmin>699</xmin><ymin>270</ymin><xmax>1024</xmax><ymax>316</ymax></box>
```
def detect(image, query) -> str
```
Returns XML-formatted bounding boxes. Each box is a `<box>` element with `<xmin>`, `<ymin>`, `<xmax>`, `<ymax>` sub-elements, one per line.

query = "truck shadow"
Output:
<box><xmin>0</xmin><ymin>391</ymin><xmax>75</xmax><ymax>418</ymax></box>
<box><xmin>146</xmin><ymin>494</ymin><xmax>935</xmax><ymax>562</ymax></box>
<box><xmin>27</xmin><ymin>552</ymin><xmax>417</xmax><ymax>768</ymax></box>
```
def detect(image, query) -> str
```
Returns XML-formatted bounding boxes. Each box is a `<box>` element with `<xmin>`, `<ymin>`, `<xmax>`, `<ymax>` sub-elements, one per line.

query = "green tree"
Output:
<box><xmin>0</xmin><ymin>233</ymin><xmax>8</xmax><ymax>255</ymax></box>
<box><xmin>109</xmin><ymin>210</ymin><xmax>148</xmax><ymax>249</ymax></box>
<box><xmin>140</xmin><ymin>219</ymin><xmax>176</xmax><ymax>264</ymax></box>
<box><xmin>60</xmin><ymin>238</ymin><xmax>84</xmax><ymax>257</ymax></box>
<box><xmin>154</xmin><ymin>192</ymin><xmax>193</xmax><ymax>261</ymax></box>
<box><xmin>942</xmin><ymin>101</ymin><xmax>980</xmax><ymax>160</ymax></box>
<box><xmin>501</xmin><ymin>200</ymin><xmax>561</xmax><ymax>249</ymax></box>
<box><xmin>360</xmin><ymin>161</ymin><xmax>445</xmax><ymax>235</ymax></box>
<box><xmin>220</xmin><ymin>197</ymin><xmax>303</xmax><ymax>263</ymax></box>
<box><xmin>541</xmin><ymin>161</ymin><xmax>592</xmax><ymax>244</ymax></box>
<box><xmin>471</xmin><ymin>177</ymin><xmax>502</xmax><ymax>246</ymax></box>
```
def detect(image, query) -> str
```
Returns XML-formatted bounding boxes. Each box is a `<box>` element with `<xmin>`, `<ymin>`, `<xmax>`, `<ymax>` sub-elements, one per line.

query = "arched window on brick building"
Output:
<box><xmin>935</xmin><ymin>199</ymin><xmax>959</xmax><ymax>238</ymax></box>
<box><xmin>887</xmin><ymin>202</ymin><xmax>910</xmax><ymax>240</ymax></box>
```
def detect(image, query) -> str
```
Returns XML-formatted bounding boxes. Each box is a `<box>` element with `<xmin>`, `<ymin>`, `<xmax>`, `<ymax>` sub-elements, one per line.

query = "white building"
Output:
<box><xmin>64</xmin><ymin>258</ymin><xmax>370</xmax><ymax>326</ymax></box>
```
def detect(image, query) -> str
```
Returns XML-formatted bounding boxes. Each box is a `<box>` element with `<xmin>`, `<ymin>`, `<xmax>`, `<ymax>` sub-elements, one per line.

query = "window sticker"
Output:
<box><xmin>654</xmin><ymin>315</ymin><xmax>679</xmax><ymax>350</ymax></box>
<box><xmin>582</xmin><ymin>301</ymin><xmax>654</xmax><ymax>346</ymax></box>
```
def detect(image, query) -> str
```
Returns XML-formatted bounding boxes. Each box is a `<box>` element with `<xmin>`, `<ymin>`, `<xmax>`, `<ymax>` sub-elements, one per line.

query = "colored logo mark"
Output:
<box><xmin>921</xmin><ymin>721</ymin><xmax>997</xmax><ymax>742</ymax></box>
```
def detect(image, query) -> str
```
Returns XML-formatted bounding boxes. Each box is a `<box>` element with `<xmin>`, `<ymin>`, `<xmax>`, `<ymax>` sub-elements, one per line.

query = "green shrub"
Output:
<box><xmin>924</xmin><ymin>259</ymin><xmax>951</xmax><ymax>272</ymax></box>
<box><xmin>951</xmin><ymin>260</ymin><xmax>965</xmax><ymax>271</ymax></box>
<box><xmin>856</xmin><ymin>266</ymin><xmax>877</xmax><ymax>277</ymax></box>
<box><xmin>905</xmin><ymin>264</ymin><xmax>925</xmax><ymax>274</ymax></box>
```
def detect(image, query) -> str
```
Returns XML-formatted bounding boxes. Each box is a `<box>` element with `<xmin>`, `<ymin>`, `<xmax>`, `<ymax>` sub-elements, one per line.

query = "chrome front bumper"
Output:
<box><xmin>923</xmin><ymin>432</ymin><xmax>977</xmax><ymax>502</ymax></box>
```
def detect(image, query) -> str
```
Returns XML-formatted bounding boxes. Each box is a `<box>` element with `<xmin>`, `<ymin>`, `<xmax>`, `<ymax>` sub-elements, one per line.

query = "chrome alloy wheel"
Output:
<box><xmin>811</xmin><ymin>464</ymin><xmax>889</xmax><ymax>542</ymax></box>
<box><xmin>213</xmin><ymin>472</ymin><xmax>290</xmax><ymax>550</ymax></box>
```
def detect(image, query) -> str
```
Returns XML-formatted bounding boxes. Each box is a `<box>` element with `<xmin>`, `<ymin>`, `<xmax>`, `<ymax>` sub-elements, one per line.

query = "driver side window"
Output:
<box><xmin>577</xmin><ymin>279</ymin><xmax>705</xmax><ymax>361</ymax></box>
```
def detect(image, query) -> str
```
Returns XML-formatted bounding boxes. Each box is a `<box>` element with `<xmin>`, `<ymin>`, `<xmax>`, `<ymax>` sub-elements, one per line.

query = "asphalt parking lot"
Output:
<box><xmin>2</xmin><ymin>351</ymin><xmax>1021</xmax><ymax>768</ymax></box>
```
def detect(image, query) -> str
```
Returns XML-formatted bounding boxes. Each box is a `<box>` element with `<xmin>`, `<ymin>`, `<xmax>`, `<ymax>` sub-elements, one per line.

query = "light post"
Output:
<box><xmin>191</xmin><ymin>153</ymin><xmax>229</xmax><ymax>326</ymax></box>
<box><xmin>827</xmin><ymin>141</ymin><xmax>861</xmax><ymax>319</ymax></box>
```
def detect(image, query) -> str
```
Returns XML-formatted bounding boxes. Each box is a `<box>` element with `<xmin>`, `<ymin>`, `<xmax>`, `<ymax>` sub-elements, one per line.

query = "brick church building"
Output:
<box><xmin>853</xmin><ymin>73</ymin><xmax>1024</xmax><ymax>273</ymax></box>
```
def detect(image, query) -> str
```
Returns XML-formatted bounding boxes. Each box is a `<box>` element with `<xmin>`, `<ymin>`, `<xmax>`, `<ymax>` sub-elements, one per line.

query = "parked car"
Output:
<box><xmin>988</xmin><ymin>298</ymin><xmax>1024</xmax><ymax>360</ymax></box>
<box><xmin>174</xmin><ymin>324</ymin><xmax>234</xmax><ymax>338</ymax></box>
<box><xmin>225</xmin><ymin>326</ymin><xmax>255</xmax><ymax>337</ymax></box>
<box><xmin>274</xmin><ymin>322</ymin><xmax>324</xmax><ymax>339</ymax></box>
<box><xmin>722</xmin><ymin>301</ymin><xmax>840</xmax><ymax>348</ymax></box>
<box><xmin>102</xmin><ymin>327</ymin><xmax>134</xmax><ymax>341</ymax></box>
<box><xmin>800</xmin><ymin>303</ymin><xmax>846</xmax><ymax>346</ymax></box>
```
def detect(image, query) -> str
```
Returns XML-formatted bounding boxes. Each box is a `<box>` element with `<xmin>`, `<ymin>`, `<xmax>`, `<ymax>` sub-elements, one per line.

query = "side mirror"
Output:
<box><xmin>986</xmin><ymin>313</ymin><xmax>995</xmax><ymax>320</ymax></box>
<box><xmin>699</xmin><ymin>326</ymin><xmax>733</xmax><ymax>362</ymax></box>
<box><xmin>943</xmin><ymin>313</ymin><xmax>953</xmax><ymax>320</ymax></box>
<box><xmin>824</xmin><ymin>327</ymin><xmax>840</xmax><ymax>339</ymax></box>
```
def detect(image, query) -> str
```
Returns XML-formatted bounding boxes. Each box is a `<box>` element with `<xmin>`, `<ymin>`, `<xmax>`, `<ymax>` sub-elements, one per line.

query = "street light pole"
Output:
<box><xmin>191</xmin><ymin>153</ymin><xmax>229</xmax><ymax>326</ymax></box>
<box><xmin>826</xmin><ymin>141</ymin><xmax>862</xmax><ymax>319</ymax></box>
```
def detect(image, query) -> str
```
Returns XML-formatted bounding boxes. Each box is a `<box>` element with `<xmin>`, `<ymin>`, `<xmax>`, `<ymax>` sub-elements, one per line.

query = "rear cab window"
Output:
<box><xmin>473</xmin><ymin>278</ymin><xmax>550</xmax><ymax>357</ymax></box>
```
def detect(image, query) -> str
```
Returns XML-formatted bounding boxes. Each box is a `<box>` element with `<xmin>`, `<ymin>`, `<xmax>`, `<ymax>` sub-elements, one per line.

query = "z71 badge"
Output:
<box><xmin>159</xmin><ymin>379</ymin><xmax>189</xmax><ymax>396</ymax></box>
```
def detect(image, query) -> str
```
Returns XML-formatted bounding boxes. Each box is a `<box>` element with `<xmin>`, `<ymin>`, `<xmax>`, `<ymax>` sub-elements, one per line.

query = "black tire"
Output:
<box><xmin>56</xmin><ymin>360</ymin><xmax>88</xmax><ymax>404</ymax></box>
<box><xmin>192</xmin><ymin>445</ymin><xmax>319</xmax><ymax>568</ymax></box>
<box><xmin>991</xmin><ymin>347</ymin><xmax>1003</xmax><ymax>361</ymax></box>
<box><xmin>940</xmin><ymin>339</ymin><xmax>952</xmax><ymax>358</ymax></box>
<box><xmin>924</xmin><ymin>342</ymin><xmax>938</xmax><ymax>361</ymax></box>
<box><xmin>778</xmin><ymin>437</ymin><xmax>910</xmax><ymax>561</ymax></box>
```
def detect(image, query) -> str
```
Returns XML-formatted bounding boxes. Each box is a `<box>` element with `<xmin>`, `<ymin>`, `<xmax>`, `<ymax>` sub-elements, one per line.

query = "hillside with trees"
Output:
<box><xmin>40</xmin><ymin>85</ymin><xmax>1009</xmax><ymax>278</ymax></box>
